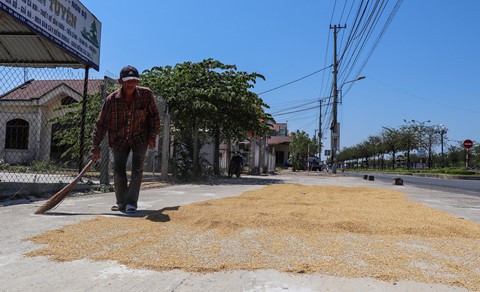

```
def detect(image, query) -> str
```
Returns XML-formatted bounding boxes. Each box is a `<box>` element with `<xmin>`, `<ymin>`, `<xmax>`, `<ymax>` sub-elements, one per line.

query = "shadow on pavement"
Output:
<box><xmin>197</xmin><ymin>176</ymin><xmax>285</xmax><ymax>186</ymax></box>
<box><xmin>36</xmin><ymin>209</ymin><xmax>159</xmax><ymax>218</ymax></box>
<box><xmin>145</xmin><ymin>206</ymin><xmax>179</xmax><ymax>222</ymax></box>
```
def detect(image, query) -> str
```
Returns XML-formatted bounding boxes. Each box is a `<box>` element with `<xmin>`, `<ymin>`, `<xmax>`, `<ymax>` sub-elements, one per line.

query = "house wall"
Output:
<box><xmin>0</xmin><ymin>105</ymin><xmax>39</xmax><ymax>164</ymax></box>
<box><xmin>0</xmin><ymin>91</ymin><xmax>80</xmax><ymax>164</ymax></box>
<box><xmin>200</xmin><ymin>138</ymin><xmax>215</xmax><ymax>165</ymax></box>
<box><xmin>274</xmin><ymin>144</ymin><xmax>289</xmax><ymax>165</ymax></box>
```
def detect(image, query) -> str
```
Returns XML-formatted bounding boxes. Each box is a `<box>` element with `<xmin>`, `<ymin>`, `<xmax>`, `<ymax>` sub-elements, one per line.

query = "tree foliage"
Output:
<box><xmin>337</xmin><ymin>122</ymin><xmax>478</xmax><ymax>170</ymax></box>
<box><xmin>50</xmin><ymin>93</ymin><xmax>102</xmax><ymax>166</ymax></box>
<box><xmin>288</xmin><ymin>130</ymin><xmax>317</xmax><ymax>171</ymax></box>
<box><xmin>141</xmin><ymin>58</ymin><xmax>273</xmax><ymax>179</ymax></box>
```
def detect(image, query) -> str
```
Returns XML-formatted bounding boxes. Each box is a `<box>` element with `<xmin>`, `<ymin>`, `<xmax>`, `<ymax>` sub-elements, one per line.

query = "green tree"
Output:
<box><xmin>366</xmin><ymin>135</ymin><xmax>382</xmax><ymax>169</ymax></box>
<box><xmin>381</xmin><ymin>127</ymin><xmax>403</xmax><ymax>170</ymax></box>
<box><xmin>470</xmin><ymin>143</ymin><xmax>479</xmax><ymax>168</ymax></box>
<box><xmin>289</xmin><ymin>130</ymin><xmax>316</xmax><ymax>171</ymax></box>
<box><xmin>337</xmin><ymin>145</ymin><xmax>359</xmax><ymax>168</ymax></box>
<box><xmin>50</xmin><ymin>93</ymin><xmax>102</xmax><ymax>166</ymax></box>
<box><xmin>447</xmin><ymin>145</ymin><xmax>464</xmax><ymax>168</ymax></box>
<box><xmin>142</xmin><ymin>59</ymin><xmax>272</xmax><ymax>179</ymax></box>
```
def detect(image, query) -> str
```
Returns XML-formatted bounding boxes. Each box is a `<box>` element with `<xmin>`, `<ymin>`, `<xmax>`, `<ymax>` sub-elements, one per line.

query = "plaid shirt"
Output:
<box><xmin>92</xmin><ymin>86</ymin><xmax>160</xmax><ymax>150</ymax></box>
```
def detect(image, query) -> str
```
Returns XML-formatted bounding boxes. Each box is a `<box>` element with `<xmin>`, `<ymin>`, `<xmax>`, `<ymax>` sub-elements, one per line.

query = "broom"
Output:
<box><xmin>35</xmin><ymin>159</ymin><xmax>95</xmax><ymax>214</ymax></box>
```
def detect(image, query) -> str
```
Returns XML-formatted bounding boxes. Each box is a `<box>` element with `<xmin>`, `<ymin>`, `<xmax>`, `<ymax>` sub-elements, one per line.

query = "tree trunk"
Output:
<box><xmin>392</xmin><ymin>151</ymin><xmax>396</xmax><ymax>170</ymax></box>
<box><xmin>160</xmin><ymin>111</ymin><xmax>170</xmax><ymax>180</ymax></box>
<box><xmin>193</xmin><ymin>121</ymin><xmax>199</xmax><ymax>176</ymax></box>
<box><xmin>213</xmin><ymin>127</ymin><xmax>220</xmax><ymax>175</ymax></box>
<box><xmin>259</xmin><ymin>136</ymin><xmax>265</xmax><ymax>174</ymax></box>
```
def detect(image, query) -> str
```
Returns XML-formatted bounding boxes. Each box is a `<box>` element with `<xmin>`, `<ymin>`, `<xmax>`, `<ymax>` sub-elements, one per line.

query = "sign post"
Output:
<box><xmin>463</xmin><ymin>139</ymin><xmax>473</xmax><ymax>169</ymax></box>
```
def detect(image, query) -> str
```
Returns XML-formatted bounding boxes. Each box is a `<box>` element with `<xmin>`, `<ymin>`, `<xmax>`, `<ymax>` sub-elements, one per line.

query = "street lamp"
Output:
<box><xmin>435</xmin><ymin>124</ymin><xmax>448</xmax><ymax>168</ymax></box>
<box><xmin>411</xmin><ymin>119</ymin><xmax>431</xmax><ymax>124</ymax></box>
<box><xmin>339</xmin><ymin>76</ymin><xmax>366</xmax><ymax>104</ymax></box>
<box><xmin>331</xmin><ymin>76</ymin><xmax>366</xmax><ymax>174</ymax></box>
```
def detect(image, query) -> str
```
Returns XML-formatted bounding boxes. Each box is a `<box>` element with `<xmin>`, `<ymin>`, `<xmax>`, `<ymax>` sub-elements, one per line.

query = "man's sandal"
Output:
<box><xmin>111</xmin><ymin>205</ymin><xmax>124</xmax><ymax>212</ymax></box>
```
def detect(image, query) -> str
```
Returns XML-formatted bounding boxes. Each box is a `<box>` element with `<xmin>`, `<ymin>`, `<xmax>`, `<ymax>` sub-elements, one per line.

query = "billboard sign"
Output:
<box><xmin>417</xmin><ymin>149</ymin><xmax>427</xmax><ymax>158</ymax></box>
<box><xmin>0</xmin><ymin>0</ymin><xmax>101</xmax><ymax>70</ymax></box>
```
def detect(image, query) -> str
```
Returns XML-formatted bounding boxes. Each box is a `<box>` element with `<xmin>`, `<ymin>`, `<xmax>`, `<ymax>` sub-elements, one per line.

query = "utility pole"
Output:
<box><xmin>318</xmin><ymin>99</ymin><xmax>322</xmax><ymax>163</ymax></box>
<box><xmin>330</xmin><ymin>24</ymin><xmax>345</xmax><ymax>174</ymax></box>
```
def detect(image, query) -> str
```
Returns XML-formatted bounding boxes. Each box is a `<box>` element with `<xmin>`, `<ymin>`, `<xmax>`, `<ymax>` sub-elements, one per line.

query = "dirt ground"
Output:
<box><xmin>27</xmin><ymin>184</ymin><xmax>480</xmax><ymax>291</ymax></box>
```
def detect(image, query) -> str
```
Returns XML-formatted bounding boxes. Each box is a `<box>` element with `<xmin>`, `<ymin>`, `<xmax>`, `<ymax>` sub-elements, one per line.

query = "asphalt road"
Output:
<box><xmin>346</xmin><ymin>171</ymin><xmax>480</xmax><ymax>198</ymax></box>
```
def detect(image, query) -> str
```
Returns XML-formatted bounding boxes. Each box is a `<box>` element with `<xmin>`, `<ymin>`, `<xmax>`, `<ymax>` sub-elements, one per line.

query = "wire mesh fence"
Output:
<box><xmin>0</xmin><ymin>65</ymin><xmax>169</xmax><ymax>198</ymax></box>
<box><xmin>1</xmin><ymin>66</ymin><xmax>99</xmax><ymax>195</ymax></box>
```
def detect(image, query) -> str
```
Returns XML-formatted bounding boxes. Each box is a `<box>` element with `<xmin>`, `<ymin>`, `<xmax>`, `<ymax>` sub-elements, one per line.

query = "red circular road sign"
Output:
<box><xmin>463</xmin><ymin>139</ymin><xmax>473</xmax><ymax>149</ymax></box>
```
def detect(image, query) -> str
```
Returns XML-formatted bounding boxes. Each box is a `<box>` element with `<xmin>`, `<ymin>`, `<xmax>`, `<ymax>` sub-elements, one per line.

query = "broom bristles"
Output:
<box><xmin>35</xmin><ymin>159</ymin><xmax>94</xmax><ymax>214</ymax></box>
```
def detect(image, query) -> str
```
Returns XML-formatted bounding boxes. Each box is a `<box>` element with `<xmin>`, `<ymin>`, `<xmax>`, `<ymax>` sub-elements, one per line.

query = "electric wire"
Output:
<box><xmin>339</xmin><ymin>0</ymin><xmax>389</xmax><ymax>83</ymax></box>
<box><xmin>339</xmin><ymin>0</ymin><xmax>384</xmax><ymax>81</ymax></box>
<box><xmin>265</xmin><ymin>0</ymin><xmax>403</xmax><ymax>142</ymax></box>
<box><xmin>330</xmin><ymin>0</ymin><xmax>338</xmax><ymax>24</ymax></box>
<box><xmin>270</xmin><ymin>99</ymin><xmax>320</xmax><ymax>115</ymax></box>
<box><xmin>257</xmin><ymin>66</ymin><xmax>332</xmax><ymax>96</ymax></box>
<box><xmin>271</xmin><ymin>106</ymin><xmax>317</xmax><ymax>117</ymax></box>
<box><xmin>350</xmin><ymin>0</ymin><xmax>403</xmax><ymax>81</ymax></box>
<box><xmin>338</xmin><ymin>0</ymin><xmax>368</xmax><ymax>64</ymax></box>
<box><xmin>338</xmin><ymin>0</ymin><xmax>359</xmax><ymax>54</ymax></box>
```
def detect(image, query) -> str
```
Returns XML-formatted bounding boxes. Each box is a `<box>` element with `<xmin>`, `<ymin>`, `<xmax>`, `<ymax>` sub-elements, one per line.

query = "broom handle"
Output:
<box><xmin>34</xmin><ymin>159</ymin><xmax>95</xmax><ymax>214</ymax></box>
<box><xmin>72</xmin><ymin>159</ymin><xmax>95</xmax><ymax>184</ymax></box>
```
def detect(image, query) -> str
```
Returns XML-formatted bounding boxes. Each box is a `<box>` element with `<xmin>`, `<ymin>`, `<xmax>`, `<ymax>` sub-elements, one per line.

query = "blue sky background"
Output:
<box><xmin>81</xmin><ymin>0</ymin><xmax>479</xmax><ymax>153</ymax></box>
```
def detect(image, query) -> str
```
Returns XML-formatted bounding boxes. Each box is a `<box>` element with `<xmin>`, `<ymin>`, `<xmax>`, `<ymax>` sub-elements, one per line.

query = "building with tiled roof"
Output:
<box><xmin>267</xmin><ymin>123</ymin><xmax>291</xmax><ymax>166</ymax></box>
<box><xmin>0</xmin><ymin>79</ymin><xmax>103</xmax><ymax>164</ymax></box>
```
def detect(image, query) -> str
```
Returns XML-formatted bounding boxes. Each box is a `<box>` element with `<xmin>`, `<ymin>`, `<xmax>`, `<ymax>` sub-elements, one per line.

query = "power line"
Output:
<box><xmin>352</xmin><ymin>0</ymin><xmax>404</xmax><ymax>79</ymax></box>
<box><xmin>273</xmin><ymin>105</ymin><xmax>320</xmax><ymax>117</ymax></box>
<box><xmin>268</xmin><ymin>96</ymin><xmax>320</xmax><ymax>108</ymax></box>
<box><xmin>270</xmin><ymin>99</ymin><xmax>319</xmax><ymax>115</ymax></box>
<box><xmin>257</xmin><ymin>65</ymin><xmax>332</xmax><ymax>96</ymax></box>
<box><xmin>341</xmin><ymin>1</ymin><xmax>389</xmax><ymax>82</ymax></box>
<box><xmin>339</xmin><ymin>0</ymin><xmax>387</xmax><ymax>81</ymax></box>
<box><xmin>266</xmin><ymin>0</ymin><xmax>404</xmax><ymax>139</ymax></box>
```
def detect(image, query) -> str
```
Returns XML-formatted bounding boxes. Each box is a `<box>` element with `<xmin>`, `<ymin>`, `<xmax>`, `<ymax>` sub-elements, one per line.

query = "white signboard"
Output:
<box><xmin>0</xmin><ymin>0</ymin><xmax>101</xmax><ymax>70</ymax></box>
<box><xmin>417</xmin><ymin>149</ymin><xmax>427</xmax><ymax>158</ymax></box>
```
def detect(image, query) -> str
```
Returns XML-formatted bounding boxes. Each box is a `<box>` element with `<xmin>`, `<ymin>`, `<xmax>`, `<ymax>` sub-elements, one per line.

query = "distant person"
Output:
<box><xmin>228</xmin><ymin>151</ymin><xmax>244</xmax><ymax>178</ymax></box>
<box><xmin>89</xmin><ymin>65</ymin><xmax>160</xmax><ymax>213</ymax></box>
<box><xmin>231</xmin><ymin>152</ymin><xmax>243</xmax><ymax>165</ymax></box>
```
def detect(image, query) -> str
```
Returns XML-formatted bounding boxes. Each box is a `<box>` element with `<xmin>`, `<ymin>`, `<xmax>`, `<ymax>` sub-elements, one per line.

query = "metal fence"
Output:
<box><xmin>0</xmin><ymin>66</ymin><xmax>169</xmax><ymax>198</ymax></box>
<box><xmin>0</xmin><ymin>66</ymin><xmax>96</xmax><ymax>195</ymax></box>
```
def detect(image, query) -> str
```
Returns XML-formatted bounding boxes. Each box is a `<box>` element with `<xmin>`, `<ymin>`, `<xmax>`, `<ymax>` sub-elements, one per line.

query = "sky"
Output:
<box><xmin>80</xmin><ymin>0</ymin><xmax>480</xmax><ymax>154</ymax></box>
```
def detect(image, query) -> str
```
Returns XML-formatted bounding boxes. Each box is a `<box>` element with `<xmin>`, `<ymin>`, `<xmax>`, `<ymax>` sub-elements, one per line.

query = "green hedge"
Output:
<box><xmin>420</xmin><ymin>168</ymin><xmax>476</xmax><ymax>175</ymax></box>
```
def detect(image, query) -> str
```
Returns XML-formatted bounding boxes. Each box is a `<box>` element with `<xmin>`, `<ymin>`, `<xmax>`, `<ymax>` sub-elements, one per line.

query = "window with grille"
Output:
<box><xmin>61</xmin><ymin>96</ymin><xmax>77</xmax><ymax>105</ymax></box>
<box><xmin>5</xmin><ymin>119</ymin><xmax>29</xmax><ymax>150</ymax></box>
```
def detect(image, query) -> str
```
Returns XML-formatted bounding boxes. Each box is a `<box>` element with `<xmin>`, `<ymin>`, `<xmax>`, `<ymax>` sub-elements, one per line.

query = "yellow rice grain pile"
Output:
<box><xmin>27</xmin><ymin>184</ymin><xmax>480</xmax><ymax>291</ymax></box>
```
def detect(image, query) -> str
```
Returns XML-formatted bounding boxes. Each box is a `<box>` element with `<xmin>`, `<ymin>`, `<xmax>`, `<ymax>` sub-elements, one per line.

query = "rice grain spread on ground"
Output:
<box><xmin>27</xmin><ymin>184</ymin><xmax>480</xmax><ymax>291</ymax></box>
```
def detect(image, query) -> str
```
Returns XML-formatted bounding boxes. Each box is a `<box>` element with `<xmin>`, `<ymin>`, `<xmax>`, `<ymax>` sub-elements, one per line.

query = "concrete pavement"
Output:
<box><xmin>1</xmin><ymin>172</ymin><xmax>478</xmax><ymax>292</ymax></box>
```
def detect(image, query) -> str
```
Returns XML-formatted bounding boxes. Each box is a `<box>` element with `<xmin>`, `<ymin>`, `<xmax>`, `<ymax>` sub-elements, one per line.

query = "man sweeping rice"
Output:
<box><xmin>89</xmin><ymin>65</ymin><xmax>160</xmax><ymax>213</ymax></box>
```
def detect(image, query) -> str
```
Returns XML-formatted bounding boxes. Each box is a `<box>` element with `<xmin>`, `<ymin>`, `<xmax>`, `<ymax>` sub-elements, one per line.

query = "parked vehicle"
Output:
<box><xmin>304</xmin><ymin>157</ymin><xmax>321</xmax><ymax>171</ymax></box>
<box><xmin>285</xmin><ymin>157</ymin><xmax>321</xmax><ymax>171</ymax></box>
